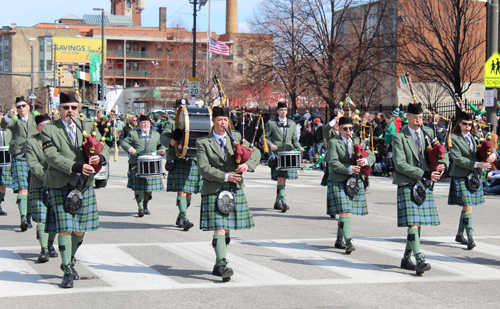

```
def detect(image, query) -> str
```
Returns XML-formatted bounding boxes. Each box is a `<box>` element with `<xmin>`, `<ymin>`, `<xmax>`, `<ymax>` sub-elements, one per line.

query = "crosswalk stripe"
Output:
<box><xmin>414</xmin><ymin>236</ymin><xmax>500</xmax><ymax>260</ymax></box>
<box><xmin>355</xmin><ymin>237</ymin><xmax>500</xmax><ymax>279</ymax></box>
<box><xmin>247</xmin><ymin>240</ymin><xmax>408</xmax><ymax>283</ymax></box>
<box><xmin>160</xmin><ymin>242</ymin><xmax>299</xmax><ymax>284</ymax></box>
<box><xmin>77</xmin><ymin>244</ymin><xmax>180</xmax><ymax>289</ymax></box>
<box><xmin>0</xmin><ymin>249</ymin><xmax>56</xmax><ymax>297</ymax></box>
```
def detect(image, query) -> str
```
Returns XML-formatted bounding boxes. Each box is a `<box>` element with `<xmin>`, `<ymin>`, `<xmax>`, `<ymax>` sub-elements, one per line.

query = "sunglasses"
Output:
<box><xmin>461</xmin><ymin>122</ymin><xmax>472</xmax><ymax>127</ymax></box>
<box><xmin>16</xmin><ymin>104</ymin><xmax>27</xmax><ymax>109</ymax></box>
<box><xmin>62</xmin><ymin>106</ymin><xmax>78</xmax><ymax>110</ymax></box>
<box><xmin>342</xmin><ymin>127</ymin><xmax>354</xmax><ymax>132</ymax></box>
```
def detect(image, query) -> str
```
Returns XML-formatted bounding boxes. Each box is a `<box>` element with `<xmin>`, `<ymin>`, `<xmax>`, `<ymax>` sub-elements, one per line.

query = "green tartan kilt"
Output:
<box><xmin>327</xmin><ymin>180</ymin><xmax>368</xmax><ymax>216</ymax></box>
<box><xmin>45</xmin><ymin>184</ymin><xmax>99</xmax><ymax>234</ymax></box>
<box><xmin>167</xmin><ymin>159</ymin><xmax>201</xmax><ymax>194</ymax></box>
<box><xmin>397</xmin><ymin>184</ymin><xmax>440</xmax><ymax>227</ymax></box>
<box><xmin>448</xmin><ymin>177</ymin><xmax>484</xmax><ymax>206</ymax></box>
<box><xmin>200</xmin><ymin>183</ymin><xmax>255</xmax><ymax>231</ymax></box>
<box><xmin>30</xmin><ymin>187</ymin><xmax>48</xmax><ymax>223</ymax></box>
<box><xmin>0</xmin><ymin>166</ymin><xmax>12</xmax><ymax>188</ymax></box>
<box><xmin>11</xmin><ymin>157</ymin><xmax>30</xmax><ymax>193</ymax></box>
<box><xmin>271</xmin><ymin>168</ymin><xmax>298</xmax><ymax>180</ymax></box>
<box><xmin>127</xmin><ymin>164</ymin><xmax>164</xmax><ymax>192</ymax></box>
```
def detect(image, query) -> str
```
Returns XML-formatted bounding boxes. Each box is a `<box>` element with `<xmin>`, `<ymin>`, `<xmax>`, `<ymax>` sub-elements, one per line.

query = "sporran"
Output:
<box><xmin>216</xmin><ymin>190</ymin><xmax>235</xmax><ymax>214</ymax></box>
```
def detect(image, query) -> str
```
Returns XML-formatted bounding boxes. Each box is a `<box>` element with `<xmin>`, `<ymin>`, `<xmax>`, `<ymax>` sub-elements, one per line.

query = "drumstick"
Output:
<box><xmin>291</xmin><ymin>146</ymin><xmax>307</xmax><ymax>151</ymax></box>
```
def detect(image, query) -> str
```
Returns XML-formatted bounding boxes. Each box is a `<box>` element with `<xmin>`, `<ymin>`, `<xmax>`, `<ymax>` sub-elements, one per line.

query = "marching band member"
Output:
<box><xmin>1</xmin><ymin>96</ymin><xmax>38</xmax><ymax>231</ymax></box>
<box><xmin>121</xmin><ymin>114</ymin><xmax>165</xmax><ymax>217</ymax></box>
<box><xmin>325</xmin><ymin>117</ymin><xmax>375</xmax><ymax>253</ymax></box>
<box><xmin>392</xmin><ymin>103</ymin><xmax>448</xmax><ymax>275</ymax></box>
<box><xmin>448</xmin><ymin>112</ymin><xmax>497</xmax><ymax>249</ymax></box>
<box><xmin>26</xmin><ymin>114</ymin><xmax>58</xmax><ymax>262</ymax></box>
<box><xmin>160</xmin><ymin>99</ymin><xmax>201</xmax><ymax>231</ymax></box>
<box><xmin>261</xmin><ymin>101</ymin><xmax>304</xmax><ymax>212</ymax></box>
<box><xmin>0</xmin><ymin>129</ymin><xmax>12</xmax><ymax>216</ymax></box>
<box><xmin>196</xmin><ymin>107</ymin><xmax>260</xmax><ymax>282</ymax></box>
<box><xmin>42</xmin><ymin>92</ymin><xmax>110</xmax><ymax>288</ymax></box>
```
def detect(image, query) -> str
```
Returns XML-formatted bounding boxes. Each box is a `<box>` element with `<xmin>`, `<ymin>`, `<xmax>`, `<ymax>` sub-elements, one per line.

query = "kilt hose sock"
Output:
<box><xmin>0</xmin><ymin>191</ymin><xmax>5</xmax><ymax>205</ymax></box>
<box><xmin>143</xmin><ymin>192</ymin><xmax>152</xmax><ymax>209</ymax></box>
<box><xmin>187</xmin><ymin>198</ymin><xmax>191</xmax><ymax>208</ymax></box>
<box><xmin>58</xmin><ymin>235</ymin><xmax>72</xmax><ymax>269</ymax></box>
<box><xmin>212</xmin><ymin>234</ymin><xmax>227</xmax><ymax>266</ymax></box>
<box><xmin>48</xmin><ymin>232</ymin><xmax>56</xmax><ymax>249</ymax></box>
<box><xmin>339</xmin><ymin>217</ymin><xmax>351</xmax><ymax>240</ymax></box>
<box><xmin>71</xmin><ymin>233</ymin><xmax>84</xmax><ymax>259</ymax></box>
<box><xmin>177</xmin><ymin>196</ymin><xmax>188</xmax><ymax>220</ymax></box>
<box><xmin>457</xmin><ymin>211</ymin><xmax>466</xmax><ymax>237</ymax></box>
<box><xmin>276</xmin><ymin>185</ymin><xmax>285</xmax><ymax>204</ymax></box>
<box><xmin>36</xmin><ymin>224</ymin><xmax>49</xmax><ymax>250</ymax></box>
<box><xmin>17</xmin><ymin>195</ymin><xmax>28</xmax><ymax>220</ymax></box>
<box><xmin>463</xmin><ymin>213</ymin><xmax>473</xmax><ymax>241</ymax></box>
<box><xmin>407</xmin><ymin>228</ymin><xmax>424</xmax><ymax>263</ymax></box>
<box><xmin>225</xmin><ymin>231</ymin><xmax>230</xmax><ymax>245</ymax></box>
<box><xmin>134</xmin><ymin>191</ymin><xmax>144</xmax><ymax>210</ymax></box>
<box><xmin>336</xmin><ymin>221</ymin><xmax>344</xmax><ymax>240</ymax></box>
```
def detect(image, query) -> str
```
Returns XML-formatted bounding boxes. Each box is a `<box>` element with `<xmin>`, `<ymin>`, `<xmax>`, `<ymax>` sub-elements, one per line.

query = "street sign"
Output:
<box><xmin>484</xmin><ymin>89</ymin><xmax>495</xmax><ymax>107</ymax></box>
<box><xmin>188</xmin><ymin>77</ymin><xmax>201</xmax><ymax>97</ymax></box>
<box><xmin>28</xmin><ymin>93</ymin><xmax>36</xmax><ymax>100</ymax></box>
<box><xmin>484</xmin><ymin>51</ymin><xmax>500</xmax><ymax>88</ymax></box>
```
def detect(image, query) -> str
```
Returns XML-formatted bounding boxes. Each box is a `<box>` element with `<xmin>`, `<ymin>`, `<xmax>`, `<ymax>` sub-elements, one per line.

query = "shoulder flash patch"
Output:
<box><xmin>42</xmin><ymin>141</ymin><xmax>53</xmax><ymax>150</ymax></box>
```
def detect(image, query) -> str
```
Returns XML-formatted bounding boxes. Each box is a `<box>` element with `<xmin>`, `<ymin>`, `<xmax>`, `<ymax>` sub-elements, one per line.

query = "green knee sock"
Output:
<box><xmin>187</xmin><ymin>198</ymin><xmax>191</xmax><ymax>208</ymax></box>
<box><xmin>58</xmin><ymin>235</ymin><xmax>72</xmax><ymax>266</ymax></box>
<box><xmin>36</xmin><ymin>224</ymin><xmax>49</xmax><ymax>250</ymax></box>
<box><xmin>0</xmin><ymin>192</ymin><xmax>5</xmax><ymax>204</ymax></box>
<box><xmin>213</xmin><ymin>235</ymin><xmax>227</xmax><ymax>265</ymax></box>
<box><xmin>135</xmin><ymin>192</ymin><xmax>144</xmax><ymax>209</ymax></box>
<box><xmin>225</xmin><ymin>231</ymin><xmax>230</xmax><ymax>245</ymax></box>
<box><xmin>177</xmin><ymin>196</ymin><xmax>188</xmax><ymax>220</ymax></box>
<box><xmin>143</xmin><ymin>192</ymin><xmax>151</xmax><ymax>208</ymax></box>
<box><xmin>463</xmin><ymin>213</ymin><xmax>473</xmax><ymax>240</ymax></box>
<box><xmin>276</xmin><ymin>185</ymin><xmax>285</xmax><ymax>204</ymax></box>
<box><xmin>408</xmin><ymin>228</ymin><xmax>422</xmax><ymax>262</ymax></box>
<box><xmin>71</xmin><ymin>233</ymin><xmax>84</xmax><ymax>258</ymax></box>
<box><xmin>457</xmin><ymin>211</ymin><xmax>465</xmax><ymax>236</ymax></box>
<box><xmin>17</xmin><ymin>195</ymin><xmax>28</xmax><ymax>220</ymax></box>
<box><xmin>336</xmin><ymin>222</ymin><xmax>344</xmax><ymax>240</ymax></box>
<box><xmin>339</xmin><ymin>217</ymin><xmax>351</xmax><ymax>240</ymax></box>
<box><xmin>48</xmin><ymin>233</ymin><xmax>57</xmax><ymax>248</ymax></box>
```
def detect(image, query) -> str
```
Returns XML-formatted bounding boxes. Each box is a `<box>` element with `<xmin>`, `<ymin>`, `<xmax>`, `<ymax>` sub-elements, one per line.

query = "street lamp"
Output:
<box><xmin>93</xmin><ymin>8</ymin><xmax>105</xmax><ymax>101</ymax></box>
<box><xmin>189</xmin><ymin>0</ymin><xmax>208</xmax><ymax>78</ymax></box>
<box><xmin>19</xmin><ymin>28</ymin><xmax>36</xmax><ymax>109</ymax></box>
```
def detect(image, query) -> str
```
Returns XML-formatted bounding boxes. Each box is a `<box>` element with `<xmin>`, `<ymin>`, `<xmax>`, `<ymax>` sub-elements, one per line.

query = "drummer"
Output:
<box><xmin>160</xmin><ymin>99</ymin><xmax>202</xmax><ymax>231</ymax></box>
<box><xmin>261</xmin><ymin>101</ymin><xmax>304</xmax><ymax>212</ymax></box>
<box><xmin>121</xmin><ymin>114</ymin><xmax>166</xmax><ymax>217</ymax></box>
<box><xmin>0</xmin><ymin>129</ymin><xmax>12</xmax><ymax>216</ymax></box>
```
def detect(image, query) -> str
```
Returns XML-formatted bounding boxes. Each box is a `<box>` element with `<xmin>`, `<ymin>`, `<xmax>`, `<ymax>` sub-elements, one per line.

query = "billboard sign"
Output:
<box><xmin>53</xmin><ymin>37</ymin><xmax>106</xmax><ymax>63</ymax></box>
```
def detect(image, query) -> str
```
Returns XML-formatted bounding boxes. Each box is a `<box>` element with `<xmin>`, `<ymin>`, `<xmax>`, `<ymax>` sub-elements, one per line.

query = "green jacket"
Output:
<box><xmin>384</xmin><ymin>122</ymin><xmax>396</xmax><ymax>145</ymax></box>
<box><xmin>25</xmin><ymin>135</ymin><xmax>47</xmax><ymax>189</ymax></box>
<box><xmin>325</xmin><ymin>135</ymin><xmax>375</xmax><ymax>183</ymax></box>
<box><xmin>159</xmin><ymin>118</ymin><xmax>192</xmax><ymax>162</ymax></box>
<box><xmin>1</xmin><ymin>129</ymin><xmax>12</xmax><ymax>146</ymax></box>
<box><xmin>448</xmin><ymin>132</ymin><xmax>497</xmax><ymax>177</ymax></box>
<box><xmin>196</xmin><ymin>131</ymin><xmax>260</xmax><ymax>195</ymax></box>
<box><xmin>121</xmin><ymin>128</ymin><xmax>165</xmax><ymax>165</ymax></box>
<box><xmin>42</xmin><ymin>118</ymin><xmax>111</xmax><ymax>188</ymax></box>
<box><xmin>323</xmin><ymin>121</ymin><xmax>339</xmax><ymax>141</ymax></box>
<box><xmin>261</xmin><ymin>118</ymin><xmax>301</xmax><ymax>155</ymax></box>
<box><xmin>392</xmin><ymin>126</ymin><xmax>449</xmax><ymax>186</ymax></box>
<box><xmin>1</xmin><ymin>114</ymin><xmax>38</xmax><ymax>156</ymax></box>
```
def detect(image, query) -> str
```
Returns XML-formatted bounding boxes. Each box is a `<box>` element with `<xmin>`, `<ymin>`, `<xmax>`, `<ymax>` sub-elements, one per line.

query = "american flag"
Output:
<box><xmin>209</xmin><ymin>37</ymin><xmax>230</xmax><ymax>56</ymax></box>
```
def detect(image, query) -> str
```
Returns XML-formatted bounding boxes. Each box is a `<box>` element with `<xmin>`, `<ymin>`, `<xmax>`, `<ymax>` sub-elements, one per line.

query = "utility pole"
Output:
<box><xmin>192</xmin><ymin>0</ymin><xmax>198</xmax><ymax>78</ymax></box>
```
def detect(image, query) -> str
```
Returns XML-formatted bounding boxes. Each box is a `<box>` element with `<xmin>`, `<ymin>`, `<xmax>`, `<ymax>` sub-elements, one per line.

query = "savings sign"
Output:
<box><xmin>53</xmin><ymin>37</ymin><xmax>106</xmax><ymax>63</ymax></box>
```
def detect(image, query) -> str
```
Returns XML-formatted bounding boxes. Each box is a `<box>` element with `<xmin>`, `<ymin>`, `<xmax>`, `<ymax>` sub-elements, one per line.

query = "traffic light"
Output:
<box><xmin>51</xmin><ymin>68</ymin><xmax>55</xmax><ymax>79</ymax></box>
<box><xmin>57</xmin><ymin>66</ymin><xmax>63</xmax><ymax>78</ymax></box>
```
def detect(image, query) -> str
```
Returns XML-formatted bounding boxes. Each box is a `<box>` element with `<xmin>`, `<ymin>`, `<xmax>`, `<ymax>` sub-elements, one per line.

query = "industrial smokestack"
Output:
<box><xmin>159</xmin><ymin>7</ymin><xmax>166</xmax><ymax>31</ymax></box>
<box><xmin>226</xmin><ymin>0</ymin><xmax>238</xmax><ymax>34</ymax></box>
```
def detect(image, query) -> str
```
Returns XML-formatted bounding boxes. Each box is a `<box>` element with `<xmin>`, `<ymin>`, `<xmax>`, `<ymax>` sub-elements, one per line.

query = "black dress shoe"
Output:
<box><xmin>48</xmin><ymin>245</ymin><xmax>59</xmax><ymax>258</ymax></box>
<box><xmin>330</xmin><ymin>214</ymin><xmax>336</xmax><ymax>219</ymax></box>
<box><xmin>334</xmin><ymin>238</ymin><xmax>346</xmax><ymax>249</ymax></box>
<box><xmin>20</xmin><ymin>220</ymin><xmax>29</xmax><ymax>232</ymax></box>
<box><xmin>281</xmin><ymin>203</ymin><xmax>289</xmax><ymax>213</ymax></box>
<box><xmin>345</xmin><ymin>238</ymin><xmax>355</xmax><ymax>254</ymax></box>
<box><xmin>455</xmin><ymin>235</ymin><xmax>467</xmax><ymax>245</ymax></box>
<box><xmin>212</xmin><ymin>265</ymin><xmax>234</xmax><ymax>282</ymax></box>
<box><xmin>0</xmin><ymin>207</ymin><xmax>7</xmax><ymax>216</ymax></box>
<box><xmin>144</xmin><ymin>208</ymin><xmax>150</xmax><ymax>215</ymax></box>
<box><xmin>415</xmin><ymin>261</ymin><xmax>431</xmax><ymax>275</ymax></box>
<box><xmin>467</xmin><ymin>239</ymin><xmax>476</xmax><ymax>250</ymax></box>
<box><xmin>400</xmin><ymin>258</ymin><xmax>416</xmax><ymax>271</ymax></box>
<box><xmin>273</xmin><ymin>203</ymin><xmax>282</xmax><ymax>210</ymax></box>
<box><xmin>175</xmin><ymin>217</ymin><xmax>182</xmax><ymax>227</ymax></box>
<box><xmin>60</xmin><ymin>265</ymin><xmax>74</xmax><ymax>288</ymax></box>
<box><xmin>38</xmin><ymin>248</ymin><xmax>50</xmax><ymax>263</ymax></box>
<box><xmin>138</xmin><ymin>208</ymin><xmax>145</xmax><ymax>217</ymax></box>
<box><xmin>182</xmin><ymin>219</ymin><xmax>194</xmax><ymax>231</ymax></box>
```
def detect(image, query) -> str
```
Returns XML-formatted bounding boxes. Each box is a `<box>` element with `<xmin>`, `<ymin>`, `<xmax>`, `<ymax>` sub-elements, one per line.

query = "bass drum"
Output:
<box><xmin>175</xmin><ymin>106</ymin><xmax>213</xmax><ymax>158</ymax></box>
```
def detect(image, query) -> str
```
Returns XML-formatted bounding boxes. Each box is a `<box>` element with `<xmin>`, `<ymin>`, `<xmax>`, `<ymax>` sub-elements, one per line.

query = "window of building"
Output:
<box><xmin>39</xmin><ymin>40</ymin><xmax>43</xmax><ymax>52</ymax></box>
<box><xmin>157</xmin><ymin>44</ymin><xmax>162</xmax><ymax>52</ymax></box>
<box><xmin>39</xmin><ymin>60</ymin><xmax>44</xmax><ymax>71</ymax></box>
<box><xmin>237</xmin><ymin>64</ymin><xmax>243</xmax><ymax>75</ymax></box>
<box><xmin>0</xmin><ymin>61</ymin><xmax>2</xmax><ymax>71</ymax></box>
<box><xmin>249</xmin><ymin>46</ymin><xmax>253</xmax><ymax>54</ymax></box>
<box><xmin>133</xmin><ymin>62</ymin><xmax>138</xmax><ymax>70</ymax></box>
<box><xmin>126</xmin><ymin>43</ymin><xmax>131</xmax><ymax>52</ymax></box>
<box><xmin>4</xmin><ymin>60</ymin><xmax>9</xmax><ymax>71</ymax></box>
<box><xmin>237</xmin><ymin>45</ymin><xmax>243</xmax><ymax>56</ymax></box>
<box><xmin>46</xmin><ymin>41</ymin><xmax>52</xmax><ymax>52</ymax></box>
<box><xmin>4</xmin><ymin>39</ymin><xmax>9</xmax><ymax>51</ymax></box>
<box><xmin>133</xmin><ymin>43</ymin><xmax>139</xmax><ymax>52</ymax></box>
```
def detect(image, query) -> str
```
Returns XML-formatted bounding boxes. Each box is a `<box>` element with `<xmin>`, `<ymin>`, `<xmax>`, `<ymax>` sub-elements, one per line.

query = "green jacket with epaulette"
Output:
<box><xmin>261</xmin><ymin>118</ymin><xmax>301</xmax><ymax>155</ymax></box>
<box><xmin>42</xmin><ymin>118</ymin><xmax>111</xmax><ymax>188</ymax></box>
<box><xmin>25</xmin><ymin>135</ymin><xmax>47</xmax><ymax>189</ymax></box>
<box><xmin>448</xmin><ymin>132</ymin><xmax>498</xmax><ymax>178</ymax></box>
<box><xmin>159</xmin><ymin>118</ymin><xmax>194</xmax><ymax>162</ymax></box>
<box><xmin>121</xmin><ymin>128</ymin><xmax>165</xmax><ymax>165</ymax></box>
<box><xmin>1</xmin><ymin>114</ymin><xmax>38</xmax><ymax>156</ymax></box>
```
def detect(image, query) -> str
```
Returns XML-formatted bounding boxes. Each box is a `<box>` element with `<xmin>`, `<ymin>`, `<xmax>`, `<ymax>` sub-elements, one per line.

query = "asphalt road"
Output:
<box><xmin>1</xmin><ymin>152</ymin><xmax>500</xmax><ymax>308</ymax></box>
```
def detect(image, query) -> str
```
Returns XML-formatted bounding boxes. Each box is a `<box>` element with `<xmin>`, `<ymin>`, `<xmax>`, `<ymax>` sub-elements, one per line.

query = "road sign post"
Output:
<box><xmin>188</xmin><ymin>77</ymin><xmax>201</xmax><ymax>106</ymax></box>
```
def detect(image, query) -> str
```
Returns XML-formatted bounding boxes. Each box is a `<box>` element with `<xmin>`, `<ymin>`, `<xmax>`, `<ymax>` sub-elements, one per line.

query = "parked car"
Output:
<box><xmin>94</xmin><ymin>163</ymin><xmax>109</xmax><ymax>188</ymax></box>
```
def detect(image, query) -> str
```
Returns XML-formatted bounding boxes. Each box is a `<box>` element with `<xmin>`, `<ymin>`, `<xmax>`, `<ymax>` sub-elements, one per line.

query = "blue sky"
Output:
<box><xmin>1</xmin><ymin>0</ymin><xmax>260</xmax><ymax>34</ymax></box>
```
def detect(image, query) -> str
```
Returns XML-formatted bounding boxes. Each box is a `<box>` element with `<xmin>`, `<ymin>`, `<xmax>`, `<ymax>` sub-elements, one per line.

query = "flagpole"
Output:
<box><xmin>207</xmin><ymin>0</ymin><xmax>211</xmax><ymax>88</ymax></box>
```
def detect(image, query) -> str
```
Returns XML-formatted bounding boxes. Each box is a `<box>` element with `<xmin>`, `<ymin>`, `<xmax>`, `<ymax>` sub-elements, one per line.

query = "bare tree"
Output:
<box><xmin>398</xmin><ymin>0</ymin><xmax>486</xmax><ymax>99</ymax></box>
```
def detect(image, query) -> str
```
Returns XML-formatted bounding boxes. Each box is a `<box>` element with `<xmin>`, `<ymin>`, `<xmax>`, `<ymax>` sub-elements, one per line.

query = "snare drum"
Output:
<box><xmin>136</xmin><ymin>155</ymin><xmax>163</xmax><ymax>178</ymax></box>
<box><xmin>276</xmin><ymin>151</ymin><xmax>302</xmax><ymax>171</ymax></box>
<box><xmin>175</xmin><ymin>106</ymin><xmax>213</xmax><ymax>158</ymax></box>
<box><xmin>0</xmin><ymin>146</ymin><xmax>10</xmax><ymax>167</ymax></box>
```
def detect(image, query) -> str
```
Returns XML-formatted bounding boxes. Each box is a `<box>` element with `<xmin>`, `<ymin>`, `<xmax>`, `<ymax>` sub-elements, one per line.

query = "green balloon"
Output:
<box><xmin>32</xmin><ymin>111</ymin><xmax>39</xmax><ymax>116</ymax></box>
<box><xmin>355</xmin><ymin>109</ymin><xmax>360</xmax><ymax>114</ymax></box>
<box><xmin>339</xmin><ymin>102</ymin><xmax>344</xmax><ymax>107</ymax></box>
<box><xmin>12</xmin><ymin>115</ymin><xmax>18</xmax><ymax>122</ymax></box>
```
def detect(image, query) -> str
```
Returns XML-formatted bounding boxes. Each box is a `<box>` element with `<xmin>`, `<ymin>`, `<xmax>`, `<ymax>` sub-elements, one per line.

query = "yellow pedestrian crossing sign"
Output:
<box><xmin>484</xmin><ymin>51</ymin><xmax>500</xmax><ymax>88</ymax></box>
